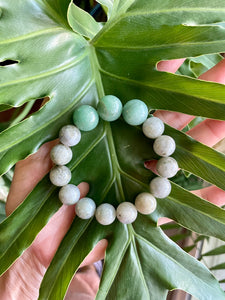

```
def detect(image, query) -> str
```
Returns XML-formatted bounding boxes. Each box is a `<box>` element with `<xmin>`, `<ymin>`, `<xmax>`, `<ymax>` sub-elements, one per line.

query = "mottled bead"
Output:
<box><xmin>59</xmin><ymin>184</ymin><xmax>80</xmax><ymax>205</ymax></box>
<box><xmin>73</xmin><ymin>105</ymin><xmax>99</xmax><ymax>131</ymax></box>
<box><xmin>156</xmin><ymin>157</ymin><xmax>179</xmax><ymax>178</ymax></box>
<box><xmin>75</xmin><ymin>197</ymin><xmax>96</xmax><ymax>219</ymax></box>
<box><xmin>135</xmin><ymin>192</ymin><xmax>157</xmax><ymax>215</ymax></box>
<box><xmin>149</xmin><ymin>177</ymin><xmax>171</xmax><ymax>199</ymax></box>
<box><xmin>122</xmin><ymin>99</ymin><xmax>148</xmax><ymax>126</ymax></box>
<box><xmin>50</xmin><ymin>144</ymin><xmax>73</xmax><ymax>165</ymax></box>
<box><xmin>59</xmin><ymin>125</ymin><xmax>81</xmax><ymax>147</ymax></box>
<box><xmin>153</xmin><ymin>135</ymin><xmax>176</xmax><ymax>157</ymax></box>
<box><xmin>116</xmin><ymin>202</ymin><xmax>137</xmax><ymax>224</ymax></box>
<box><xmin>142</xmin><ymin>117</ymin><xmax>164</xmax><ymax>139</ymax></box>
<box><xmin>97</xmin><ymin>95</ymin><xmax>123</xmax><ymax>122</ymax></box>
<box><xmin>95</xmin><ymin>203</ymin><xmax>116</xmax><ymax>225</ymax></box>
<box><xmin>49</xmin><ymin>166</ymin><xmax>71</xmax><ymax>186</ymax></box>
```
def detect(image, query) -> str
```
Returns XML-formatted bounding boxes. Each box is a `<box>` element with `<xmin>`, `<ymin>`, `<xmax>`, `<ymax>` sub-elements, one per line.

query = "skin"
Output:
<box><xmin>1</xmin><ymin>58</ymin><xmax>225</xmax><ymax>299</ymax></box>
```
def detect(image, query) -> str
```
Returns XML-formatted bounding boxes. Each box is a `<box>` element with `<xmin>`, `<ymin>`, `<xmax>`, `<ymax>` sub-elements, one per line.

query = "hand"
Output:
<box><xmin>1</xmin><ymin>141</ymin><xmax>108</xmax><ymax>300</ymax></box>
<box><xmin>1</xmin><ymin>58</ymin><xmax>225</xmax><ymax>299</ymax></box>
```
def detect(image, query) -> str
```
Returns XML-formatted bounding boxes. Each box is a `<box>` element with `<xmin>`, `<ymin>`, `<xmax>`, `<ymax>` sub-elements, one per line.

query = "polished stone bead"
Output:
<box><xmin>97</xmin><ymin>95</ymin><xmax>123</xmax><ymax>121</ymax></box>
<box><xmin>135</xmin><ymin>192</ymin><xmax>157</xmax><ymax>215</ymax></box>
<box><xmin>142</xmin><ymin>117</ymin><xmax>164</xmax><ymax>139</ymax></box>
<box><xmin>59</xmin><ymin>184</ymin><xmax>80</xmax><ymax>205</ymax></box>
<box><xmin>75</xmin><ymin>197</ymin><xmax>96</xmax><ymax>219</ymax></box>
<box><xmin>59</xmin><ymin>125</ymin><xmax>81</xmax><ymax>147</ymax></box>
<box><xmin>49</xmin><ymin>166</ymin><xmax>71</xmax><ymax>187</ymax></box>
<box><xmin>116</xmin><ymin>202</ymin><xmax>137</xmax><ymax>224</ymax></box>
<box><xmin>95</xmin><ymin>203</ymin><xmax>116</xmax><ymax>225</ymax></box>
<box><xmin>50</xmin><ymin>144</ymin><xmax>73</xmax><ymax>165</ymax></box>
<box><xmin>73</xmin><ymin>105</ymin><xmax>99</xmax><ymax>131</ymax></box>
<box><xmin>149</xmin><ymin>177</ymin><xmax>171</xmax><ymax>198</ymax></box>
<box><xmin>153</xmin><ymin>135</ymin><xmax>176</xmax><ymax>157</ymax></box>
<box><xmin>122</xmin><ymin>99</ymin><xmax>148</xmax><ymax>126</ymax></box>
<box><xmin>156</xmin><ymin>157</ymin><xmax>179</xmax><ymax>178</ymax></box>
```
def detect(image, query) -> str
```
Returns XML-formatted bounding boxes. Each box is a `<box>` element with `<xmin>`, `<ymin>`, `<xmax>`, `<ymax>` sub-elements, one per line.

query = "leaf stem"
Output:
<box><xmin>90</xmin><ymin>44</ymin><xmax>126</xmax><ymax>203</ymax></box>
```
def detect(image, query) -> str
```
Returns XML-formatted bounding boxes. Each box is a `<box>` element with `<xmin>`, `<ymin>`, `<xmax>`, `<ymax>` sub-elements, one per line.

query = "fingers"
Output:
<box><xmin>157</xmin><ymin>59</ymin><xmax>186</xmax><ymax>73</ymax></box>
<box><xmin>156</xmin><ymin>58</ymin><xmax>225</xmax><ymax>138</ymax></box>
<box><xmin>154</xmin><ymin>111</ymin><xmax>194</xmax><ymax>130</ymax></box>
<box><xmin>30</xmin><ymin>182</ymin><xmax>89</xmax><ymax>268</ymax></box>
<box><xmin>157</xmin><ymin>186</ymin><xmax>225</xmax><ymax>227</ymax></box>
<box><xmin>80</xmin><ymin>239</ymin><xmax>108</xmax><ymax>267</ymax></box>
<box><xmin>187</xmin><ymin>119</ymin><xmax>225</xmax><ymax>147</ymax></box>
<box><xmin>6</xmin><ymin>140</ymin><xmax>58</xmax><ymax>216</ymax></box>
<box><xmin>66</xmin><ymin>265</ymin><xmax>100</xmax><ymax>300</ymax></box>
<box><xmin>198</xmin><ymin>58</ymin><xmax>225</xmax><ymax>83</ymax></box>
<box><xmin>193</xmin><ymin>186</ymin><xmax>225</xmax><ymax>207</ymax></box>
<box><xmin>156</xmin><ymin>58</ymin><xmax>195</xmax><ymax>129</ymax></box>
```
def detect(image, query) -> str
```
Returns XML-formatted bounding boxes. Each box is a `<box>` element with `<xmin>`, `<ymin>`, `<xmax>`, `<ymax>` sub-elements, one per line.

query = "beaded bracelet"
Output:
<box><xmin>49</xmin><ymin>95</ymin><xmax>178</xmax><ymax>225</ymax></box>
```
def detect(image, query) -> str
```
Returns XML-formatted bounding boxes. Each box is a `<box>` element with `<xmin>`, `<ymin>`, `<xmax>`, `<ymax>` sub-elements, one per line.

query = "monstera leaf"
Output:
<box><xmin>1</xmin><ymin>0</ymin><xmax>225</xmax><ymax>299</ymax></box>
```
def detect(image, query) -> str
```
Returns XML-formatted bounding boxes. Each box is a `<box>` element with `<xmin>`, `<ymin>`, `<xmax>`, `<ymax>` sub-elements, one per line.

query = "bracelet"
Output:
<box><xmin>49</xmin><ymin>95</ymin><xmax>178</xmax><ymax>225</ymax></box>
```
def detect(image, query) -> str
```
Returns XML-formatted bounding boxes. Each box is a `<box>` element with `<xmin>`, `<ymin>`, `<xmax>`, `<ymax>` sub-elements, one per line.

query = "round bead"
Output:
<box><xmin>50</xmin><ymin>144</ymin><xmax>73</xmax><ymax>165</ymax></box>
<box><xmin>149</xmin><ymin>177</ymin><xmax>171</xmax><ymax>199</ymax></box>
<box><xmin>97</xmin><ymin>95</ymin><xmax>123</xmax><ymax>122</ymax></box>
<box><xmin>75</xmin><ymin>197</ymin><xmax>96</xmax><ymax>219</ymax></box>
<box><xmin>59</xmin><ymin>184</ymin><xmax>80</xmax><ymax>205</ymax></box>
<box><xmin>49</xmin><ymin>166</ymin><xmax>71</xmax><ymax>187</ymax></box>
<box><xmin>116</xmin><ymin>202</ymin><xmax>138</xmax><ymax>224</ymax></box>
<box><xmin>73</xmin><ymin>105</ymin><xmax>99</xmax><ymax>131</ymax></box>
<box><xmin>156</xmin><ymin>157</ymin><xmax>179</xmax><ymax>178</ymax></box>
<box><xmin>135</xmin><ymin>192</ymin><xmax>157</xmax><ymax>215</ymax></box>
<box><xmin>122</xmin><ymin>99</ymin><xmax>148</xmax><ymax>126</ymax></box>
<box><xmin>142</xmin><ymin>117</ymin><xmax>165</xmax><ymax>139</ymax></box>
<box><xmin>153</xmin><ymin>135</ymin><xmax>176</xmax><ymax>157</ymax></box>
<box><xmin>95</xmin><ymin>203</ymin><xmax>116</xmax><ymax>225</ymax></box>
<box><xmin>59</xmin><ymin>125</ymin><xmax>81</xmax><ymax>147</ymax></box>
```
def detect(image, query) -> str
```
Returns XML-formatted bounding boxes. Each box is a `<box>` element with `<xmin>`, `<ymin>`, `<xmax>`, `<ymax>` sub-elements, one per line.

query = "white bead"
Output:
<box><xmin>59</xmin><ymin>184</ymin><xmax>80</xmax><ymax>205</ymax></box>
<box><xmin>135</xmin><ymin>192</ymin><xmax>157</xmax><ymax>215</ymax></box>
<box><xmin>95</xmin><ymin>203</ymin><xmax>116</xmax><ymax>225</ymax></box>
<box><xmin>50</xmin><ymin>144</ymin><xmax>73</xmax><ymax>165</ymax></box>
<box><xmin>142</xmin><ymin>117</ymin><xmax>164</xmax><ymax>139</ymax></box>
<box><xmin>116</xmin><ymin>202</ymin><xmax>137</xmax><ymax>224</ymax></box>
<box><xmin>153</xmin><ymin>135</ymin><xmax>176</xmax><ymax>157</ymax></box>
<box><xmin>149</xmin><ymin>177</ymin><xmax>171</xmax><ymax>198</ymax></box>
<box><xmin>49</xmin><ymin>166</ymin><xmax>71</xmax><ymax>186</ymax></box>
<box><xmin>59</xmin><ymin>125</ymin><xmax>81</xmax><ymax>147</ymax></box>
<box><xmin>156</xmin><ymin>157</ymin><xmax>179</xmax><ymax>178</ymax></box>
<box><xmin>75</xmin><ymin>197</ymin><xmax>96</xmax><ymax>219</ymax></box>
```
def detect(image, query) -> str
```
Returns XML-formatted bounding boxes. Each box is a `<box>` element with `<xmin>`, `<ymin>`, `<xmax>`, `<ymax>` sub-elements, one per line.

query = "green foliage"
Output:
<box><xmin>0</xmin><ymin>0</ymin><xmax>225</xmax><ymax>299</ymax></box>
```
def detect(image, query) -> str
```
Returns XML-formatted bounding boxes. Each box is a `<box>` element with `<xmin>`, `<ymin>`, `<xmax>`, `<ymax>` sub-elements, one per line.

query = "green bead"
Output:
<box><xmin>97</xmin><ymin>95</ymin><xmax>123</xmax><ymax>121</ymax></box>
<box><xmin>122</xmin><ymin>99</ymin><xmax>148</xmax><ymax>126</ymax></box>
<box><xmin>73</xmin><ymin>105</ymin><xmax>99</xmax><ymax>131</ymax></box>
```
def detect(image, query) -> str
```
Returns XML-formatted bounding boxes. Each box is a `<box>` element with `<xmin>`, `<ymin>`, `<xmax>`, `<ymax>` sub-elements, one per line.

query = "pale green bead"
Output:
<box><xmin>59</xmin><ymin>184</ymin><xmax>80</xmax><ymax>205</ymax></box>
<box><xmin>149</xmin><ymin>177</ymin><xmax>171</xmax><ymax>199</ymax></box>
<box><xmin>97</xmin><ymin>95</ymin><xmax>122</xmax><ymax>121</ymax></box>
<box><xmin>95</xmin><ymin>203</ymin><xmax>116</xmax><ymax>225</ymax></box>
<box><xmin>116</xmin><ymin>202</ymin><xmax>137</xmax><ymax>224</ymax></box>
<box><xmin>135</xmin><ymin>192</ymin><xmax>157</xmax><ymax>215</ymax></box>
<box><xmin>122</xmin><ymin>99</ymin><xmax>148</xmax><ymax>126</ymax></box>
<box><xmin>73</xmin><ymin>105</ymin><xmax>99</xmax><ymax>131</ymax></box>
<box><xmin>75</xmin><ymin>197</ymin><xmax>96</xmax><ymax>219</ymax></box>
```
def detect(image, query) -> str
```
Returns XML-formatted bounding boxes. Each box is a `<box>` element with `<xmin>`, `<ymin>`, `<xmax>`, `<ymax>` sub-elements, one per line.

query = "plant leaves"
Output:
<box><xmin>177</xmin><ymin>53</ymin><xmax>223</xmax><ymax>78</ymax></box>
<box><xmin>96</xmin><ymin>0</ymin><xmax>114</xmax><ymax>18</ymax></box>
<box><xmin>1</xmin><ymin>0</ymin><xmax>225</xmax><ymax>299</ymax></box>
<box><xmin>67</xmin><ymin>1</ymin><xmax>103</xmax><ymax>39</ymax></box>
<box><xmin>39</xmin><ymin>215</ymin><xmax>225</xmax><ymax>300</ymax></box>
<box><xmin>203</xmin><ymin>245</ymin><xmax>225</xmax><ymax>257</ymax></box>
<box><xmin>0</xmin><ymin>200</ymin><xmax>6</xmax><ymax>223</ymax></box>
<box><xmin>211</xmin><ymin>263</ymin><xmax>225</xmax><ymax>271</ymax></box>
